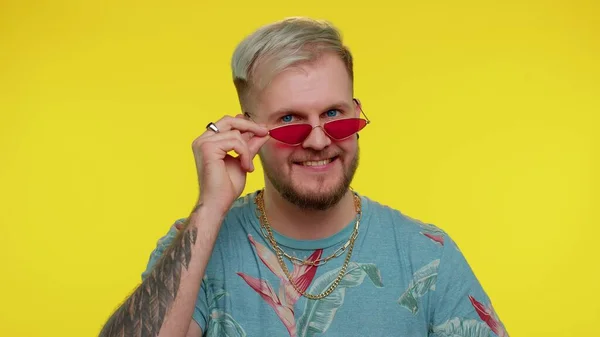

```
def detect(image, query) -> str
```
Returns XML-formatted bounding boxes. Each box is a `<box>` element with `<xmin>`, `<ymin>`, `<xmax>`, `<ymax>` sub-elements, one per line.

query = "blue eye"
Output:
<box><xmin>281</xmin><ymin>115</ymin><xmax>293</xmax><ymax>123</ymax></box>
<box><xmin>326</xmin><ymin>109</ymin><xmax>339</xmax><ymax>117</ymax></box>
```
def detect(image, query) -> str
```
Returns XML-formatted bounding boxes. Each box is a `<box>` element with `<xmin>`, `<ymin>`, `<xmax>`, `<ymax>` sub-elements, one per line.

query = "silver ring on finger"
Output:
<box><xmin>206</xmin><ymin>122</ymin><xmax>220</xmax><ymax>133</ymax></box>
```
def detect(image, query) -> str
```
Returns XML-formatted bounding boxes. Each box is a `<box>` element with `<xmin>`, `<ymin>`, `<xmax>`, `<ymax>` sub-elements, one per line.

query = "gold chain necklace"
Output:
<box><xmin>255</xmin><ymin>190</ymin><xmax>361</xmax><ymax>266</ymax></box>
<box><xmin>258</xmin><ymin>213</ymin><xmax>359</xmax><ymax>267</ymax></box>
<box><xmin>254</xmin><ymin>190</ymin><xmax>362</xmax><ymax>300</ymax></box>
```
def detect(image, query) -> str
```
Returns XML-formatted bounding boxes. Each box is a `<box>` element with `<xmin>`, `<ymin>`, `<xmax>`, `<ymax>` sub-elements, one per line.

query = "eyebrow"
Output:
<box><xmin>270</xmin><ymin>101</ymin><xmax>352</xmax><ymax>119</ymax></box>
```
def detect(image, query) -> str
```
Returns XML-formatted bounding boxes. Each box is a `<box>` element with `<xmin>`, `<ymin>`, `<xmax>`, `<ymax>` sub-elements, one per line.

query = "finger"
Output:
<box><xmin>206</xmin><ymin>137</ymin><xmax>253</xmax><ymax>172</ymax></box>
<box><xmin>194</xmin><ymin>129</ymin><xmax>245</xmax><ymax>151</ymax></box>
<box><xmin>247</xmin><ymin>134</ymin><xmax>271</xmax><ymax>157</ymax></box>
<box><xmin>220</xmin><ymin>130</ymin><xmax>266</xmax><ymax>171</ymax></box>
<box><xmin>220</xmin><ymin>131</ymin><xmax>255</xmax><ymax>172</ymax></box>
<box><xmin>199</xmin><ymin>129</ymin><xmax>246</xmax><ymax>144</ymax></box>
<box><xmin>203</xmin><ymin>122</ymin><xmax>265</xmax><ymax>152</ymax></box>
<box><xmin>241</xmin><ymin>131</ymin><xmax>254</xmax><ymax>142</ymax></box>
<box><xmin>196</xmin><ymin>130</ymin><xmax>246</xmax><ymax>156</ymax></box>
<box><xmin>206</xmin><ymin>115</ymin><xmax>268</xmax><ymax>137</ymax></box>
<box><xmin>230</xmin><ymin>138</ymin><xmax>255</xmax><ymax>172</ymax></box>
<box><xmin>196</xmin><ymin>129</ymin><xmax>259</xmax><ymax>172</ymax></box>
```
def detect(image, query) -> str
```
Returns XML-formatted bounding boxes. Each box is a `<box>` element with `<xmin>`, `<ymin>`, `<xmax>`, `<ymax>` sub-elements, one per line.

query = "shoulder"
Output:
<box><xmin>223</xmin><ymin>191</ymin><xmax>258</xmax><ymax>222</ymax></box>
<box><xmin>359</xmin><ymin>194</ymin><xmax>463</xmax><ymax>275</ymax></box>
<box><xmin>141</xmin><ymin>192</ymin><xmax>259</xmax><ymax>279</ymax></box>
<box><xmin>151</xmin><ymin>191</ymin><xmax>259</xmax><ymax>246</ymax></box>
<box><xmin>362</xmin><ymin>195</ymin><xmax>448</xmax><ymax>246</ymax></box>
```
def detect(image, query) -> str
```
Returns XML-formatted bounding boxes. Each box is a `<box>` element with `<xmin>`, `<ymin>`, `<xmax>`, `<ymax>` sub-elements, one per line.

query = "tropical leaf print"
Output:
<box><xmin>207</xmin><ymin>310</ymin><xmax>247</xmax><ymax>337</ymax></box>
<box><xmin>431</xmin><ymin>317</ymin><xmax>492</xmax><ymax>337</ymax></box>
<box><xmin>237</xmin><ymin>272</ymin><xmax>297</xmax><ymax>336</ymax></box>
<box><xmin>296</xmin><ymin>262</ymin><xmax>383</xmax><ymax>337</ymax></box>
<box><xmin>404</xmin><ymin>214</ymin><xmax>445</xmax><ymax>246</ymax></box>
<box><xmin>237</xmin><ymin>234</ymin><xmax>323</xmax><ymax>337</ymax></box>
<box><xmin>423</xmin><ymin>232</ymin><xmax>445</xmax><ymax>245</ymax></box>
<box><xmin>203</xmin><ymin>278</ymin><xmax>248</xmax><ymax>337</ymax></box>
<box><xmin>173</xmin><ymin>219</ymin><xmax>186</xmax><ymax>231</ymax></box>
<box><xmin>203</xmin><ymin>276</ymin><xmax>229</xmax><ymax>310</ymax></box>
<box><xmin>469</xmin><ymin>296</ymin><xmax>508</xmax><ymax>337</ymax></box>
<box><xmin>419</xmin><ymin>223</ymin><xmax>445</xmax><ymax>246</ymax></box>
<box><xmin>358</xmin><ymin>263</ymin><xmax>384</xmax><ymax>287</ymax></box>
<box><xmin>208</xmin><ymin>288</ymin><xmax>228</xmax><ymax>309</ymax></box>
<box><xmin>398</xmin><ymin>259</ymin><xmax>440</xmax><ymax>314</ymax></box>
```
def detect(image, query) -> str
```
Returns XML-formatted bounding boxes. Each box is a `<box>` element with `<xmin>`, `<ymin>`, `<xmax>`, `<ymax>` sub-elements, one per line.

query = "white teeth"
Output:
<box><xmin>302</xmin><ymin>159</ymin><xmax>332</xmax><ymax>166</ymax></box>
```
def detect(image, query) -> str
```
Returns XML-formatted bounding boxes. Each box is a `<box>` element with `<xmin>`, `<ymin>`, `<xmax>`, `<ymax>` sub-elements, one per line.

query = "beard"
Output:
<box><xmin>260</xmin><ymin>146</ymin><xmax>360</xmax><ymax>211</ymax></box>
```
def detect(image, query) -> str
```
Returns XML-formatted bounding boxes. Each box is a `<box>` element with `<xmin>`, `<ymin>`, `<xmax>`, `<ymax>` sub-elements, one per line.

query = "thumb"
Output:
<box><xmin>241</xmin><ymin>131</ymin><xmax>254</xmax><ymax>142</ymax></box>
<box><xmin>247</xmin><ymin>134</ymin><xmax>270</xmax><ymax>157</ymax></box>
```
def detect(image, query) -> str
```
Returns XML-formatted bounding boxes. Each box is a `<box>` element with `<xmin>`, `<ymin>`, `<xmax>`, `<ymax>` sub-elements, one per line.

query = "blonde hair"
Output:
<box><xmin>231</xmin><ymin>17</ymin><xmax>354</xmax><ymax>105</ymax></box>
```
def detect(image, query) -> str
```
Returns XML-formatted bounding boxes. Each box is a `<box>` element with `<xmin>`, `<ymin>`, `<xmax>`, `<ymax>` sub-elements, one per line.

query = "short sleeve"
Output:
<box><xmin>429</xmin><ymin>235</ymin><xmax>509</xmax><ymax>337</ymax></box>
<box><xmin>141</xmin><ymin>218</ymin><xmax>209</xmax><ymax>332</ymax></box>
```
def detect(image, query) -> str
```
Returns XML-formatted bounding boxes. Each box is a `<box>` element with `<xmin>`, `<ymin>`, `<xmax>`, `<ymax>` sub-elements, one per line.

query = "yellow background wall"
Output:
<box><xmin>1</xmin><ymin>1</ymin><xmax>598</xmax><ymax>336</ymax></box>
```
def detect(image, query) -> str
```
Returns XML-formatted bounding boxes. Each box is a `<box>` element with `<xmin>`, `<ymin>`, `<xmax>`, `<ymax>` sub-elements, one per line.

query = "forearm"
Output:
<box><xmin>99</xmin><ymin>204</ymin><xmax>222</xmax><ymax>337</ymax></box>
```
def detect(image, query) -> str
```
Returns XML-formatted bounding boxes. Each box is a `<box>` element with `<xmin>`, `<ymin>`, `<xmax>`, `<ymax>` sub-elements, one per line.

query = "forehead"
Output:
<box><xmin>254</xmin><ymin>53</ymin><xmax>353</xmax><ymax>117</ymax></box>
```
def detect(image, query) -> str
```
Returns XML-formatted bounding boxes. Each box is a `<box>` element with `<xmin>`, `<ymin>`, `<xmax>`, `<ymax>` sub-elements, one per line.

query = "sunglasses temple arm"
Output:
<box><xmin>360</xmin><ymin>108</ymin><xmax>371</xmax><ymax>124</ymax></box>
<box><xmin>354</xmin><ymin>99</ymin><xmax>371</xmax><ymax>124</ymax></box>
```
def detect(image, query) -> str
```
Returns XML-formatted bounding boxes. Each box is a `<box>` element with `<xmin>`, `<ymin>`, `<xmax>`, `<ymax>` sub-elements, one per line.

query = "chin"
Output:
<box><xmin>272</xmin><ymin>175</ymin><xmax>351</xmax><ymax>211</ymax></box>
<box><xmin>294</xmin><ymin>177</ymin><xmax>341</xmax><ymax>194</ymax></box>
<box><xmin>286</xmin><ymin>188</ymin><xmax>348</xmax><ymax>211</ymax></box>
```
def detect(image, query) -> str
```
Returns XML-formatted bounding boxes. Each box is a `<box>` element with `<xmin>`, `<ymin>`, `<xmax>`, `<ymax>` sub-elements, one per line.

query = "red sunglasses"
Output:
<box><xmin>246</xmin><ymin>99</ymin><xmax>370</xmax><ymax>146</ymax></box>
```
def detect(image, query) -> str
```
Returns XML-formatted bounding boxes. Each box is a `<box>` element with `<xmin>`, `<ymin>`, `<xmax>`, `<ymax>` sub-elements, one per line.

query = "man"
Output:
<box><xmin>100</xmin><ymin>17</ymin><xmax>508</xmax><ymax>337</ymax></box>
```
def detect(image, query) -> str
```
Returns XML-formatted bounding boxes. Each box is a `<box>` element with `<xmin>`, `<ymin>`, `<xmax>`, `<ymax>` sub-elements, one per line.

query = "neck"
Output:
<box><xmin>261</xmin><ymin>186</ymin><xmax>357</xmax><ymax>241</ymax></box>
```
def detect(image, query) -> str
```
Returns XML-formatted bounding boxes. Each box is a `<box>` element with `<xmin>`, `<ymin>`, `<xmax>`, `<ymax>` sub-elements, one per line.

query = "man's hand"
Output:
<box><xmin>193</xmin><ymin>114</ymin><xmax>270</xmax><ymax>214</ymax></box>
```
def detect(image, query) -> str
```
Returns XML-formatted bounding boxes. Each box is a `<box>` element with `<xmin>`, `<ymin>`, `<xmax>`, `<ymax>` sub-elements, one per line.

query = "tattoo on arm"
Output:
<box><xmin>99</xmin><ymin>214</ymin><xmax>200</xmax><ymax>337</ymax></box>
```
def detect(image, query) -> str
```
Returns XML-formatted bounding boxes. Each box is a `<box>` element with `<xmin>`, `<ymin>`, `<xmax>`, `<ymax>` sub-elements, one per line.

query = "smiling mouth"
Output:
<box><xmin>294</xmin><ymin>156</ymin><xmax>338</xmax><ymax>167</ymax></box>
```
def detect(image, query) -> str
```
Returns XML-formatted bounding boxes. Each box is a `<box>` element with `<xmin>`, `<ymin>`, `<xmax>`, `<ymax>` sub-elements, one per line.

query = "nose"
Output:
<box><xmin>301</xmin><ymin>125</ymin><xmax>331</xmax><ymax>150</ymax></box>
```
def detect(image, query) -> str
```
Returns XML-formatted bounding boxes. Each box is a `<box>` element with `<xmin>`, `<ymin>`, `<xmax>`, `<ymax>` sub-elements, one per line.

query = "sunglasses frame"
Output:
<box><xmin>244</xmin><ymin>98</ymin><xmax>371</xmax><ymax>146</ymax></box>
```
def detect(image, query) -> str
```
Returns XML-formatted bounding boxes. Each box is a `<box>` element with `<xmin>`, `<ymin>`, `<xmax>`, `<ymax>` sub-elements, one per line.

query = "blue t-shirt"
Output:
<box><xmin>142</xmin><ymin>191</ymin><xmax>509</xmax><ymax>337</ymax></box>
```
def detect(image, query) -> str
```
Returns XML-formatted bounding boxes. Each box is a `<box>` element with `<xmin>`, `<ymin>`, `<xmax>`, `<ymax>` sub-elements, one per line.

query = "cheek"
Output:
<box><xmin>260</xmin><ymin>141</ymin><xmax>295</xmax><ymax>165</ymax></box>
<box><xmin>272</xmin><ymin>141</ymin><xmax>296</xmax><ymax>151</ymax></box>
<box><xmin>336</xmin><ymin>139</ymin><xmax>357</xmax><ymax>156</ymax></box>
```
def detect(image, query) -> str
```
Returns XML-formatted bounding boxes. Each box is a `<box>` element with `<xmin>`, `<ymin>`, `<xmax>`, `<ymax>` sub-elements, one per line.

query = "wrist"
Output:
<box><xmin>188</xmin><ymin>201</ymin><xmax>227</xmax><ymax>231</ymax></box>
<box><xmin>195</xmin><ymin>194</ymin><xmax>232</xmax><ymax>218</ymax></box>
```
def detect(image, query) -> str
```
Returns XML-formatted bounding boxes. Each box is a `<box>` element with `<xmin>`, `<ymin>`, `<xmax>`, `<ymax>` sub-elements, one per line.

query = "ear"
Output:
<box><xmin>353</xmin><ymin>98</ymin><xmax>362</xmax><ymax>117</ymax></box>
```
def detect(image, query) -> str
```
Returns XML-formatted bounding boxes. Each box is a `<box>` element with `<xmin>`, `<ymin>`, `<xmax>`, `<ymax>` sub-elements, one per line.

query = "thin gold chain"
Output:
<box><xmin>258</xmin><ymin>216</ymin><xmax>358</xmax><ymax>267</ymax></box>
<box><xmin>254</xmin><ymin>190</ymin><xmax>362</xmax><ymax>300</ymax></box>
<box><xmin>255</xmin><ymin>190</ymin><xmax>361</xmax><ymax>265</ymax></box>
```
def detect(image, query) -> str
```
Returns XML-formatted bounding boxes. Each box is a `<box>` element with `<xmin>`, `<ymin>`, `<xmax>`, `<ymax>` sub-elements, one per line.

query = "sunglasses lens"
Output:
<box><xmin>324</xmin><ymin>118</ymin><xmax>367</xmax><ymax>140</ymax></box>
<box><xmin>269</xmin><ymin>124</ymin><xmax>313</xmax><ymax>145</ymax></box>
